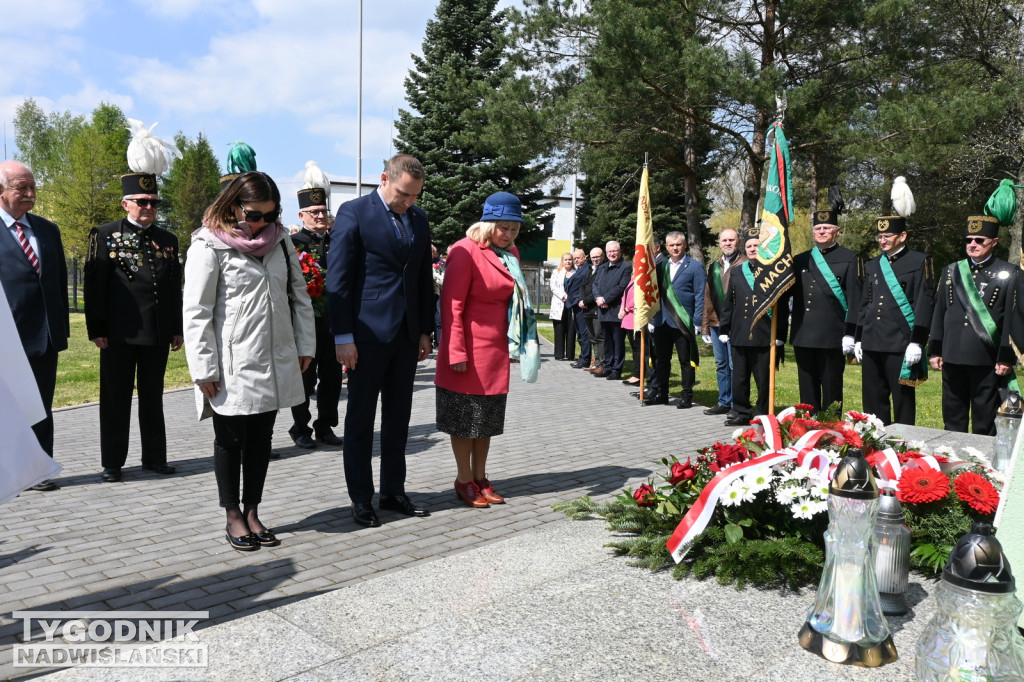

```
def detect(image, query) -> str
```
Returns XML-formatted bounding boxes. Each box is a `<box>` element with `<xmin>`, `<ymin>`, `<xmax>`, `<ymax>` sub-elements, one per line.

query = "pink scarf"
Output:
<box><xmin>216</xmin><ymin>221</ymin><xmax>283</xmax><ymax>257</ymax></box>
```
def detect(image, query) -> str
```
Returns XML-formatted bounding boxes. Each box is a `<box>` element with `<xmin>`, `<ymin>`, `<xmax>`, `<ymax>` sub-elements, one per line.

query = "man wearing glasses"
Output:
<box><xmin>85</xmin><ymin>171</ymin><xmax>183</xmax><ymax>482</ymax></box>
<box><xmin>854</xmin><ymin>216</ymin><xmax>935</xmax><ymax>425</ymax></box>
<box><xmin>288</xmin><ymin>186</ymin><xmax>344</xmax><ymax>449</ymax></box>
<box><xmin>928</xmin><ymin>216</ymin><xmax>1016</xmax><ymax>434</ymax></box>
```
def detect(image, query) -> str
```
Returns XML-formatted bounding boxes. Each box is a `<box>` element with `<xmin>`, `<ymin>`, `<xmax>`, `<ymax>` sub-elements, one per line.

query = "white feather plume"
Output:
<box><xmin>125</xmin><ymin>119</ymin><xmax>181</xmax><ymax>175</ymax></box>
<box><xmin>302</xmin><ymin>160</ymin><xmax>331</xmax><ymax>192</ymax></box>
<box><xmin>891</xmin><ymin>176</ymin><xmax>916</xmax><ymax>218</ymax></box>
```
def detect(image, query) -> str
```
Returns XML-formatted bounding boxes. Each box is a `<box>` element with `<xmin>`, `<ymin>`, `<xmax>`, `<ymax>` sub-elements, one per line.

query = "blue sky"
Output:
<box><xmin>2</xmin><ymin>0</ymin><xmax>517</xmax><ymax>219</ymax></box>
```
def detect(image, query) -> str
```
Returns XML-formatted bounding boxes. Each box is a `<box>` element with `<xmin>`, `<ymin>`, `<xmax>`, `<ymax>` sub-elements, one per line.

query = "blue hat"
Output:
<box><xmin>480</xmin><ymin>192</ymin><xmax>524</xmax><ymax>223</ymax></box>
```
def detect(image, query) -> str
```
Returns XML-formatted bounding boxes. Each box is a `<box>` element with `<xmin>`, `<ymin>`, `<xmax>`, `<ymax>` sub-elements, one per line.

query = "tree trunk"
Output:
<box><xmin>684</xmin><ymin>114</ymin><xmax>704</xmax><ymax>263</ymax></box>
<box><xmin>740</xmin><ymin>0</ymin><xmax>779</xmax><ymax>238</ymax></box>
<box><xmin>1011</xmin><ymin>161</ymin><xmax>1023</xmax><ymax>266</ymax></box>
<box><xmin>809</xmin><ymin>152</ymin><xmax>818</xmax><ymax>215</ymax></box>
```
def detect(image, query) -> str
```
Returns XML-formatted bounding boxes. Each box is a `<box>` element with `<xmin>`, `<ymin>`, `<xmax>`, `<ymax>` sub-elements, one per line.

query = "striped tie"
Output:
<box><xmin>14</xmin><ymin>222</ymin><xmax>40</xmax><ymax>273</ymax></box>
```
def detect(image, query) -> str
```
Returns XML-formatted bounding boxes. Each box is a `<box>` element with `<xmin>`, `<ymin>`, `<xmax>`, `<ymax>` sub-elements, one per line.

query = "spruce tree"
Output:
<box><xmin>395</xmin><ymin>0</ymin><xmax>552</xmax><ymax>252</ymax></box>
<box><xmin>161</xmin><ymin>132</ymin><xmax>222</xmax><ymax>247</ymax></box>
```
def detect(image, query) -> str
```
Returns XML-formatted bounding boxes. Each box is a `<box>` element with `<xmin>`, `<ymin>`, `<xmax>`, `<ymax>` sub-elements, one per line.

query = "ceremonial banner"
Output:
<box><xmin>632</xmin><ymin>166</ymin><xmax>660</xmax><ymax>330</ymax></box>
<box><xmin>749</xmin><ymin>122</ymin><xmax>795</xmax><ymax>324</ymax></box>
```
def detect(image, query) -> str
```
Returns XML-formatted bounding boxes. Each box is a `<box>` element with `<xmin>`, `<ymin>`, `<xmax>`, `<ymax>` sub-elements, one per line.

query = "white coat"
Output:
<box><xmin>183</xmin><ymin>226</ymin><xmax>316</xmax><ymax>419</ymax></box>
<box><xmin>548</xmin><ymin>268</ymin><xmax>572</xmax><ymax>320</ymax></box>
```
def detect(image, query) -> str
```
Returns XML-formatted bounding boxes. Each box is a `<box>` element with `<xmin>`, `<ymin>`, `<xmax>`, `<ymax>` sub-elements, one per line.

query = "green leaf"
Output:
<box><xmin>724</xmin><ymin>523</ymin><xmax>744</xmax><ymax>544</ymax></box>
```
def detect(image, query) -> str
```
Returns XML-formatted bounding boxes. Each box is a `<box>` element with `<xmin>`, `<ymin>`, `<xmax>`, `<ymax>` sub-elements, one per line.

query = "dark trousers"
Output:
<box><xmin>212</xmin><ymin>410</ymin><xmax>277</xmax><ymax>508</ymax></box>
<box><xmin>626</xmin><ymin>328</ymin><xmax>659</xmax><ymax>389</ymax></box>
<box><xmin>942</xmin><ymin>362</ymin><xmax>1000</xmax><ymax>435</ymax></box>
<box><xmin>343</xmin><ymin>331</ymin><xmax>418</xmax><ymax>503</ymax></box>
<box><xmin>601</xmin><ymin>321</ymin><xmax>625</xmax><ymax>372</ymax></box>
<box><xmin>99</xmin><ymin>343</ymin><xmax>170</xmax><ymax>469</ymax></box>
<box><xmin>585</xmin><ymin>313</ymin><xmax>604</xmax><ymax>366</ymax></box>
<box><xmin>552</xmin><ymin>308</ymin><xmax>574</xmax><ymax>360</ymax></box>
<box><xmin>862</xmin><ymin>350</ymin><xmax>916</xmax><ymax>426</ymax></box>
<box><xmin>654</xmin><ymin>324</ymin><xmax>695</xmax><ymax>399</ymax></box>
<box><xmin>27</xmin><ymin>345</ymin><xmax>58</xmax><ymax>457</ymax></box>
<box><xmin>573</xmin><ymin>308</ymin><xmax>591</xmax><ymax>362</ymax></box>
<box><xmin>732</xmin><ymin>345</ymin><xmax>770</xmax><ymax>419</ymax></box>
<box><xmin>290</xmin><ymin>321</ymin><xmax>343</xmax><ymax>437</ymax></box>
<box><xmin>794</xmin><ymin>346</ymin><xmax>846</xmax><ymax>413</ymax></box>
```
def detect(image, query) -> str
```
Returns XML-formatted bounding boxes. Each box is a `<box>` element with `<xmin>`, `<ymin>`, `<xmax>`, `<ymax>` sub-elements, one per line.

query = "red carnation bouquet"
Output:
<box><xmin>296</xmin><ymin>250</ymin><xmax>326</xmax><ymax>317</ymax></box>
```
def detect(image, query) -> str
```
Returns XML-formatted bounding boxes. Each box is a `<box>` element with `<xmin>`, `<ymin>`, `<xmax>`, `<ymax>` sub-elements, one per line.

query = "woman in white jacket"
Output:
<box><xmin>183</xmin><ymin>172</ymin><xmax>315</xmax><ymax>552</ymax></box>
<box><xmin>548</xmin><ymin>252</ymin><xmax>576</xmax><ymax>361</ymax></box>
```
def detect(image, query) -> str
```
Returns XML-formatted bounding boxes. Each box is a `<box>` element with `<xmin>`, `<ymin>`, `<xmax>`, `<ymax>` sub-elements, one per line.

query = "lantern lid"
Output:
<box><xmin>877</xmin><ymin>488</ymin><xmax>906</xmax><ymax>522</ymax></box>
<box><xmin>829</xmin><ymin>448</ymin><xmax>879</xmax><ymax>499</ymax></box>
<box><xmin>998</xmin><ymin>390</ymin><xmax>1023</xmax><ymax>418</ymax></box>
<box><xmin>943</xmin><ymin>522</ymin><xmax>1015</xmax><ymax>593</ymax></box>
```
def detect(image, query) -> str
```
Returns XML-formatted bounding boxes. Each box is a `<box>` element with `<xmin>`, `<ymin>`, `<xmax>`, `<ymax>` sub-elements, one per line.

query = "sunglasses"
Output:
<box><xmin>965</xmin><ymin>236</ymin><xmax>990</xmax><ymax>245</ymax></box>
<box><xmin>301</xmin><ymin>209</ymin><xmax>328</xmax><ymax>217</ymax></box>
<box><xmin>239</xmin><ymin>205</ymin><xmax>280</xmax><ymax>224</ymax></box>
<box><xmin>130</xmin><ymin>198</ymin><xmax>161</xmax><ymax>208</ymax></box>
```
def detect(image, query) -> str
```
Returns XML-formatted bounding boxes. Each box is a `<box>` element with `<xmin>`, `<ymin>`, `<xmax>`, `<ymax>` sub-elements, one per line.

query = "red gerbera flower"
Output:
<box><xmin>896</xmin><ymin>467</ymin><xmax>950</xmax><ymax>504</ymax></box>
<box><xmin>847</xmin><ymin>411</ymin><xmax>869</xmax><ymax>421</ymax></box>
<box><xmin>839</xmin><ymin>427</ymin><xmax>863</xmax><ymax>448</ymax></box>
<box><xmin>794</xmin><ymin>403</ymin><xmax>815</xmax><ymax>412</ymax></box>
<box><xmin>954</xmin><ymin>472</ymin><xmax>1000</xmax><ymax>515</ymax></box>
<box><xmin>788</xmin><ymin>417</ymin><xmax>820</xmax><ymax>440</ymax></box>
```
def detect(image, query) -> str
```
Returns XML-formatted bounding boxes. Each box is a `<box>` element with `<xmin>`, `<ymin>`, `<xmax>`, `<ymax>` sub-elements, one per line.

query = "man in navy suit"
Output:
<box><xmin>564</xmin><ymin>249</ymin><xmax>590</xmax><ymax>367</ymax></box>
<box><xmin>651</xmin><ymin>231</ymin><xmax>705</xmax><ymax>409</ymax></box>
<box><xmin>0</xmin><ymin>161</ymin><xmax>69</xmax><ymax>491</ymax></box>
<box><xmin>327</xmin><ymin>155</ymin><xmax>434</xmax><ymax>527</ymax></box>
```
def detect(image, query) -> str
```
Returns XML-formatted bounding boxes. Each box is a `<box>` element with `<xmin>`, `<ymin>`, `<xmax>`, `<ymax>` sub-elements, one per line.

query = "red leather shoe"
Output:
<box><xmin>454</xmin><ymin>479</ymin><xmax>489</xmax><ymax>508</ymax></box>
<box><xmin>474</xmin><ymin>478</ymin><xmax>505</xmax><ymax>504</ymax></box>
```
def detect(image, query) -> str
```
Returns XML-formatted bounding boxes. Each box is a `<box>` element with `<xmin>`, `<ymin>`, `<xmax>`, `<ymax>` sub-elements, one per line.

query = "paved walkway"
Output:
<box><xmin>0</xmin><ymin>343</ymin><xmax>988</xmax><ymax>680</ymax></box>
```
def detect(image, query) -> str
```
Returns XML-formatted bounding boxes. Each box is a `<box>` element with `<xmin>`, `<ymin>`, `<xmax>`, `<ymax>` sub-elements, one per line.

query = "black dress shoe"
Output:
<box><xmin>253</xmin><ymin>528</ymin><xmax>280</xmax><ymax>547</ymax></box>
<box><xmin>352</xmin><ymin>502</ymin><xmax>381</xmax><ymax>527</ymax></box>
<box><xmin>142</xmin><ymin>463</ymin><xmax>176</xmax><ymax>475</ymax></box>
<box><xmin>225</xmin><ymin>526</ymin><xmax>260</xmax><ymax>551</ymax></box>
<box><xmin>29</xmin><ymin>479</ymin><xmax>59</xmax><ymax>491</ymax></box>
<box><xmin>724</xmin><ymin>414</ymin><xmax>751</xmax><ymax>427</ymax></box>
<box><xmin>379</xmin><ymin>494</ymin><xmax>430</xmax><ymax>517</ymax></box>
<box><xmin>101</xmin><ymin>468</ymin><xmax>121</xmax><ymax>483</ymax></box>
<box><xmin>704</xmin><ymin>404</ymin><xmax>732</xmax><ymax>415</ymax></box>
<box><xmin>291</xmin><ymin>434</ymin><xmax>316</xmax><ymax>449</ymax></box>
<box><xmin>643</xmin><ymin>394</ymin><xmax>669</xmax><ymax>406</ymax></box>
<box><xmin>315</xmin><ymin>428</ymin><xmax>344</xmax><ymax>446</ymax></box>
<box><xmin>569</xmin><ymin>361</ymin><xmax>587</xmax><ymax>369</ymax></box>
<box><xmin>677</xmin><ymin>398</ymin><xmax>693</xmax><ymax>409</ymax></box>
<box><xmin>604</xmin><ymin>371</ymin><xmax>622</xmax><ymax>380</ymax></box>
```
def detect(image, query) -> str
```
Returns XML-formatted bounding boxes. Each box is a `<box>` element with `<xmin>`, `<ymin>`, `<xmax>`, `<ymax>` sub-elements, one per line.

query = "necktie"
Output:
<box><xmin>392</xmin><ymin>211</ymin><xmax>411</xmax><ymax>250</ymax></box>
<box><xmin>14</xmin><ymin>222</ymin><xmax>39</xmax><ymax>273</ymax></box>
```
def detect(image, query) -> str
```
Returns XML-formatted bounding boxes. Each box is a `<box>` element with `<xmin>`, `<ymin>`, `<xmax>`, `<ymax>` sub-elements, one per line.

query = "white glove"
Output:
<box><xmin>904</xmin><ymin>342</ymin><xmax>922</xmax><ymax>366</ymax></box>
<box><xmin>647</xmin><ymin>323</ymin><xmax>655</xmax><ymax>334</ymax></box>
<box><xmin>719</xmin><ymin>335</ymin><xmax>729</xmax><ymax>345</ymax></box>
<box><xmin>854</xmin><ymin>341</ymin><xmax>863</xmax><ymax>362</ymax></box>
<box><xmin>701</xmin><ymin>334</ymin><xmax>712</xmax><ymax>345</ymax></box>
<box><xmin>842</xmin><ymin>335</ymin><xmax>855</xmax><ymax>354</ymax></box>
<box><xmin>775</xmin><ymin>339</ymin><xmax>784</xmax><ymax>347</ymax></box>
<box><xmin>695</xmin><ymin>326</ymin><xmax>701</xmax><ymax>336</ymax></box>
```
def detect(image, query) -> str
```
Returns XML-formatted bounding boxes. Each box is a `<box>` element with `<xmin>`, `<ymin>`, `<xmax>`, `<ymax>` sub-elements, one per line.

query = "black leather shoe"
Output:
<box><xmin>225</xmin><ymin>526</ymin><xmax>260</xmax><ymax>551</ymax></box>
<box><xmin>352</xmin><ymin>502</ymin><xmax>381</xmax><ymax>527</ymax></box>
<box><xmin>570</xmin><ymin>360</ymin><xmax>589</xmax><ymax>369</ymax></box>
<box><xmin>604</xmin><ymin>371</ymin><xmax>622</xmax><ymax>380</ymax></box>
<box><xmin>315</xmin><ymin>428</ymin><xmax>344</xmax><ymax>446</ymax></box>
<box><xmin>643</xmin><ymin>394</ymin><xmax>669</xmax><ymax>406</ymax></box>
<box><xmin>677</xmin><ymin>398</ymin><xmax>693</xmax><ymax>409</ymax></box>
<box><xmin>29</xmin><ymin>479</ymin><xmax>59</xmax><ymax>491</ymax></box>
<box><xmin>291</xmin><ymin>434</ymin><xmax>316</xmax><ymax>449</ymax></box>
<box><xmin>101</xmin><ymin>468</ymin><xmax>121</xmax><ymax>483</ymax></box>
<box><xmin>724</xmin><ymin>414</ymin><xmax>751</xmax><ymax>427</ymax></box>
<box><xmin>704</xmin><ymin>404</ymin><xmax>731</xmax><ymax>415</ymax></box>
<box><xmin>379</xmin><ymin>494</ymin><xmax>430</xmax><ymax>517</ymax></box>
<box><xmin>253</xmin><ymin>528</ymin><xmax>280</xmax><ymax>547</ymax></box>
<box><xmin>142</xmin><ymin>463</ymin><xmax>176</xmax><ymax>475</ymax></box>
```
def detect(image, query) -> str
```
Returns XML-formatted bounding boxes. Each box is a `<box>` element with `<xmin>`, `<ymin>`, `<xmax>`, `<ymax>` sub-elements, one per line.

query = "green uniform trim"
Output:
<box><xmin>810</xmin><ymin>247</ymin><xmax>847</xmax><ymax>314</ymax></box>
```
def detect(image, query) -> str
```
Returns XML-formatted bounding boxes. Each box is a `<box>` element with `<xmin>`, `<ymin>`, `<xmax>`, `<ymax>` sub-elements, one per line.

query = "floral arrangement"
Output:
<box><xmin>432</xmin><ymin>259</ymin><xmax>445</xmax><ymax>293</ymax></box>
<box><xmin>555</xmin><ymin>403</ymin><xmax>1003</xmax><ymax>589</ymax></box>
<box><xmin>295</xmin><ymin>250</ymin><xmax>326</xmax><ymax>317</ymax></box>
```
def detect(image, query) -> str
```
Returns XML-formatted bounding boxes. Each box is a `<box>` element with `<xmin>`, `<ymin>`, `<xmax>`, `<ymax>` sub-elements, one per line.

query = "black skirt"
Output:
<box><xmin>435</xmin><ymin>386</ymin><xmax>507</xmax><ymax>438</ymax></box>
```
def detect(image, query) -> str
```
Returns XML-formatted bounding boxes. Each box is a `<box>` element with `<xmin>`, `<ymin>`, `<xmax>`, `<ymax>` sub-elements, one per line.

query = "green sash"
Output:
<box><xmin>658</xmin><ymin>260</ymin><xmax>699</xmax><ymax>367</ymax></box>
<box><xmin>879</xmin><ymin>254</ymin><xmax>927</xmax><ymax>386</ymax></box>
<box><xmin>711</xmin><ymin>261</ymin><xmax>726</xmax><ymax>312</ymax></box>
<box><xmin>742</xmin><ymin>262</ymin><xmax>770</xmax><ymax>319</ymax></box>
<box><xmin>810</xmin><ymin>247</ymin><xmax>847</xmax><ymax>314</ymax></box>
<box><xmin>955</xmin><ymin>260</ymin><xmax>1019</xmax><ymax>392</ymax></box>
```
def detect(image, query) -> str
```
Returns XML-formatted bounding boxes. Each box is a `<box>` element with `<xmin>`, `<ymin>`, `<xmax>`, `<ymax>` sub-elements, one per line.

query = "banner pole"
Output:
<box><xmin>639</xmin><ymin>329</ymin><xmax>646</xmax><ymax>404</ymax></box>
<box><xmin>768</xmin><ymin>304</ymin><xmax>778</xmax><ymax>414</ymax></box>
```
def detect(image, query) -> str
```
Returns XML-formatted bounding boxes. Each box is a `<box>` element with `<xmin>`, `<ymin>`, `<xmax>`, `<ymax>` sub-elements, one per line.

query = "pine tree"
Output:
<box><xmin>395</xmin><ymin>0</ymin><xmax>552</xmax><ymax>252</ymax></box>
<box><xmin>161</xmin><ymin>132</ymin><xmax>222</xmax><ymax>246</ymax></box>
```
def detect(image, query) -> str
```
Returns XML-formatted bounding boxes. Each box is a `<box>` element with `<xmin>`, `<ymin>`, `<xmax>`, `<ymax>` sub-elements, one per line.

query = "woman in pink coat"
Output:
<box><xmin>436</xmin><ymin>192</ymin><xmax>535</xmax><ymax>508</ymax></box>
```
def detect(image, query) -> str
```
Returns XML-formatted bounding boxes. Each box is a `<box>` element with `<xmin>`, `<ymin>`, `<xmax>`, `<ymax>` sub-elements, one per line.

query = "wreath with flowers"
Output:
<box><xmin>555</xmin><ymin>403</ymin><xmax>1003</xmax><ymax>589</ymax></box>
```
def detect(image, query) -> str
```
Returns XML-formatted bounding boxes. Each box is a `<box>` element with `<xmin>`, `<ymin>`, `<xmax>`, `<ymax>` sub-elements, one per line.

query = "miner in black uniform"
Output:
<box><xmin>85</xmin><ymin>172</ymin><xmax>182</xmax><ymax>482</ymax></box>
<box><xmin>855</xmin><ymin>216</ymin><xmax>935</xmax><ymax>426</ymax></box>
<box><xmin>928</xmin><ymin>215</ymin><xmax>1016</xmax><ymax>434</ymax></box>
<box><xmin>288</xmin><ymin>186</ymin><xmax>344</xmax><ymax>449</ymax></box>
<box><xmin>785</xmin><ymin>207</ymin><xmax>863</xmax><ymax>412</ymax></box>
<box><xmin>718</xmin><ymin>235</ymin><xmax>787</xmax><ymax>426</ymax></box>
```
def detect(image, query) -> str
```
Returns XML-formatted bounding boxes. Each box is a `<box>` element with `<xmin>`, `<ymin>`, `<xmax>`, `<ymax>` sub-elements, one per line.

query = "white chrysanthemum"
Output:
<box><xmin>809</xmin><ymin>500</ymin><xmax>829</xmax><ymax>516</ymax></box>
<box><xmin>791</xmin><ymin>500</ymin><xmax>816</xmax><ymax>520</ymax></box>
<box><xmin>720</xmin><ymin>481</ymin><xmax>746</xmax><ymax>507</ymax></box>
<box><xmin>743</xmin><ymin>469</ymin><xmax>773</xmax><ymax>494</ymax></box>
<box><xmin>809</xmin><ymin>481</ymin><xmax>831</xmax><ymax>499</ymax></box>
<box><xmin>905</xmin><ymin>440</ymin><xmax>928</xmax><ymax>451</ymax></box>
<box><xmin>932</xmin><ymin>445</ymin><xmax>956</xmax><ymax>458</ymax></box>
<box><xmin>865</xmin><ymin>414</ymin><xmax>885</xmax><ymax>434</ymax></box>
<box><xmin>776</xmin><ymin>486</ymin><xmax>804</xmax><ymax>503</ymax></box>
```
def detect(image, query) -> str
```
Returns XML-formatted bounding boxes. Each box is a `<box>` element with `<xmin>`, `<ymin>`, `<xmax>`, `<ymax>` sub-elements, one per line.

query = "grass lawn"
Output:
<box><xmin>55</xmin><ymin>313</ymin><xmax>194</xmax><ymax>407</ymax></box>
<box><xmin>538</xmin><ymin>325</ymin><xmax>944</xmax><ymax>429</ymax></box>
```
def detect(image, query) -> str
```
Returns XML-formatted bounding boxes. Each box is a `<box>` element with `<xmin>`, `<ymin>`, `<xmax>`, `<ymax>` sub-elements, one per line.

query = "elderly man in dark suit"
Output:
<box><xmin>650</xmin><ymin>231</ymin><xmax>705</xmax><ymax>408</ymax></box>
<box><xmin>591</xmin><ymin>241</ymin><xmax>632</xmax><ymax>380</ymax></box>
<box><xmin>564</xmin><ymin>248</ymin><xmax>591</xmax><ymax>367</ymax></box>
<box><xmin>327</xmin><ymin>154</ymin><xmax>434</xmax><ymax>528</ymax></box>
<box><xmin>85</xmin><ymin>171</ymin><xmax>183</xmax><ymax>483</ymax></box>
<box><xmin>0</xmin><ymin>161</ymin><xmax>69</xmax><ymax>491</ymax></box>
